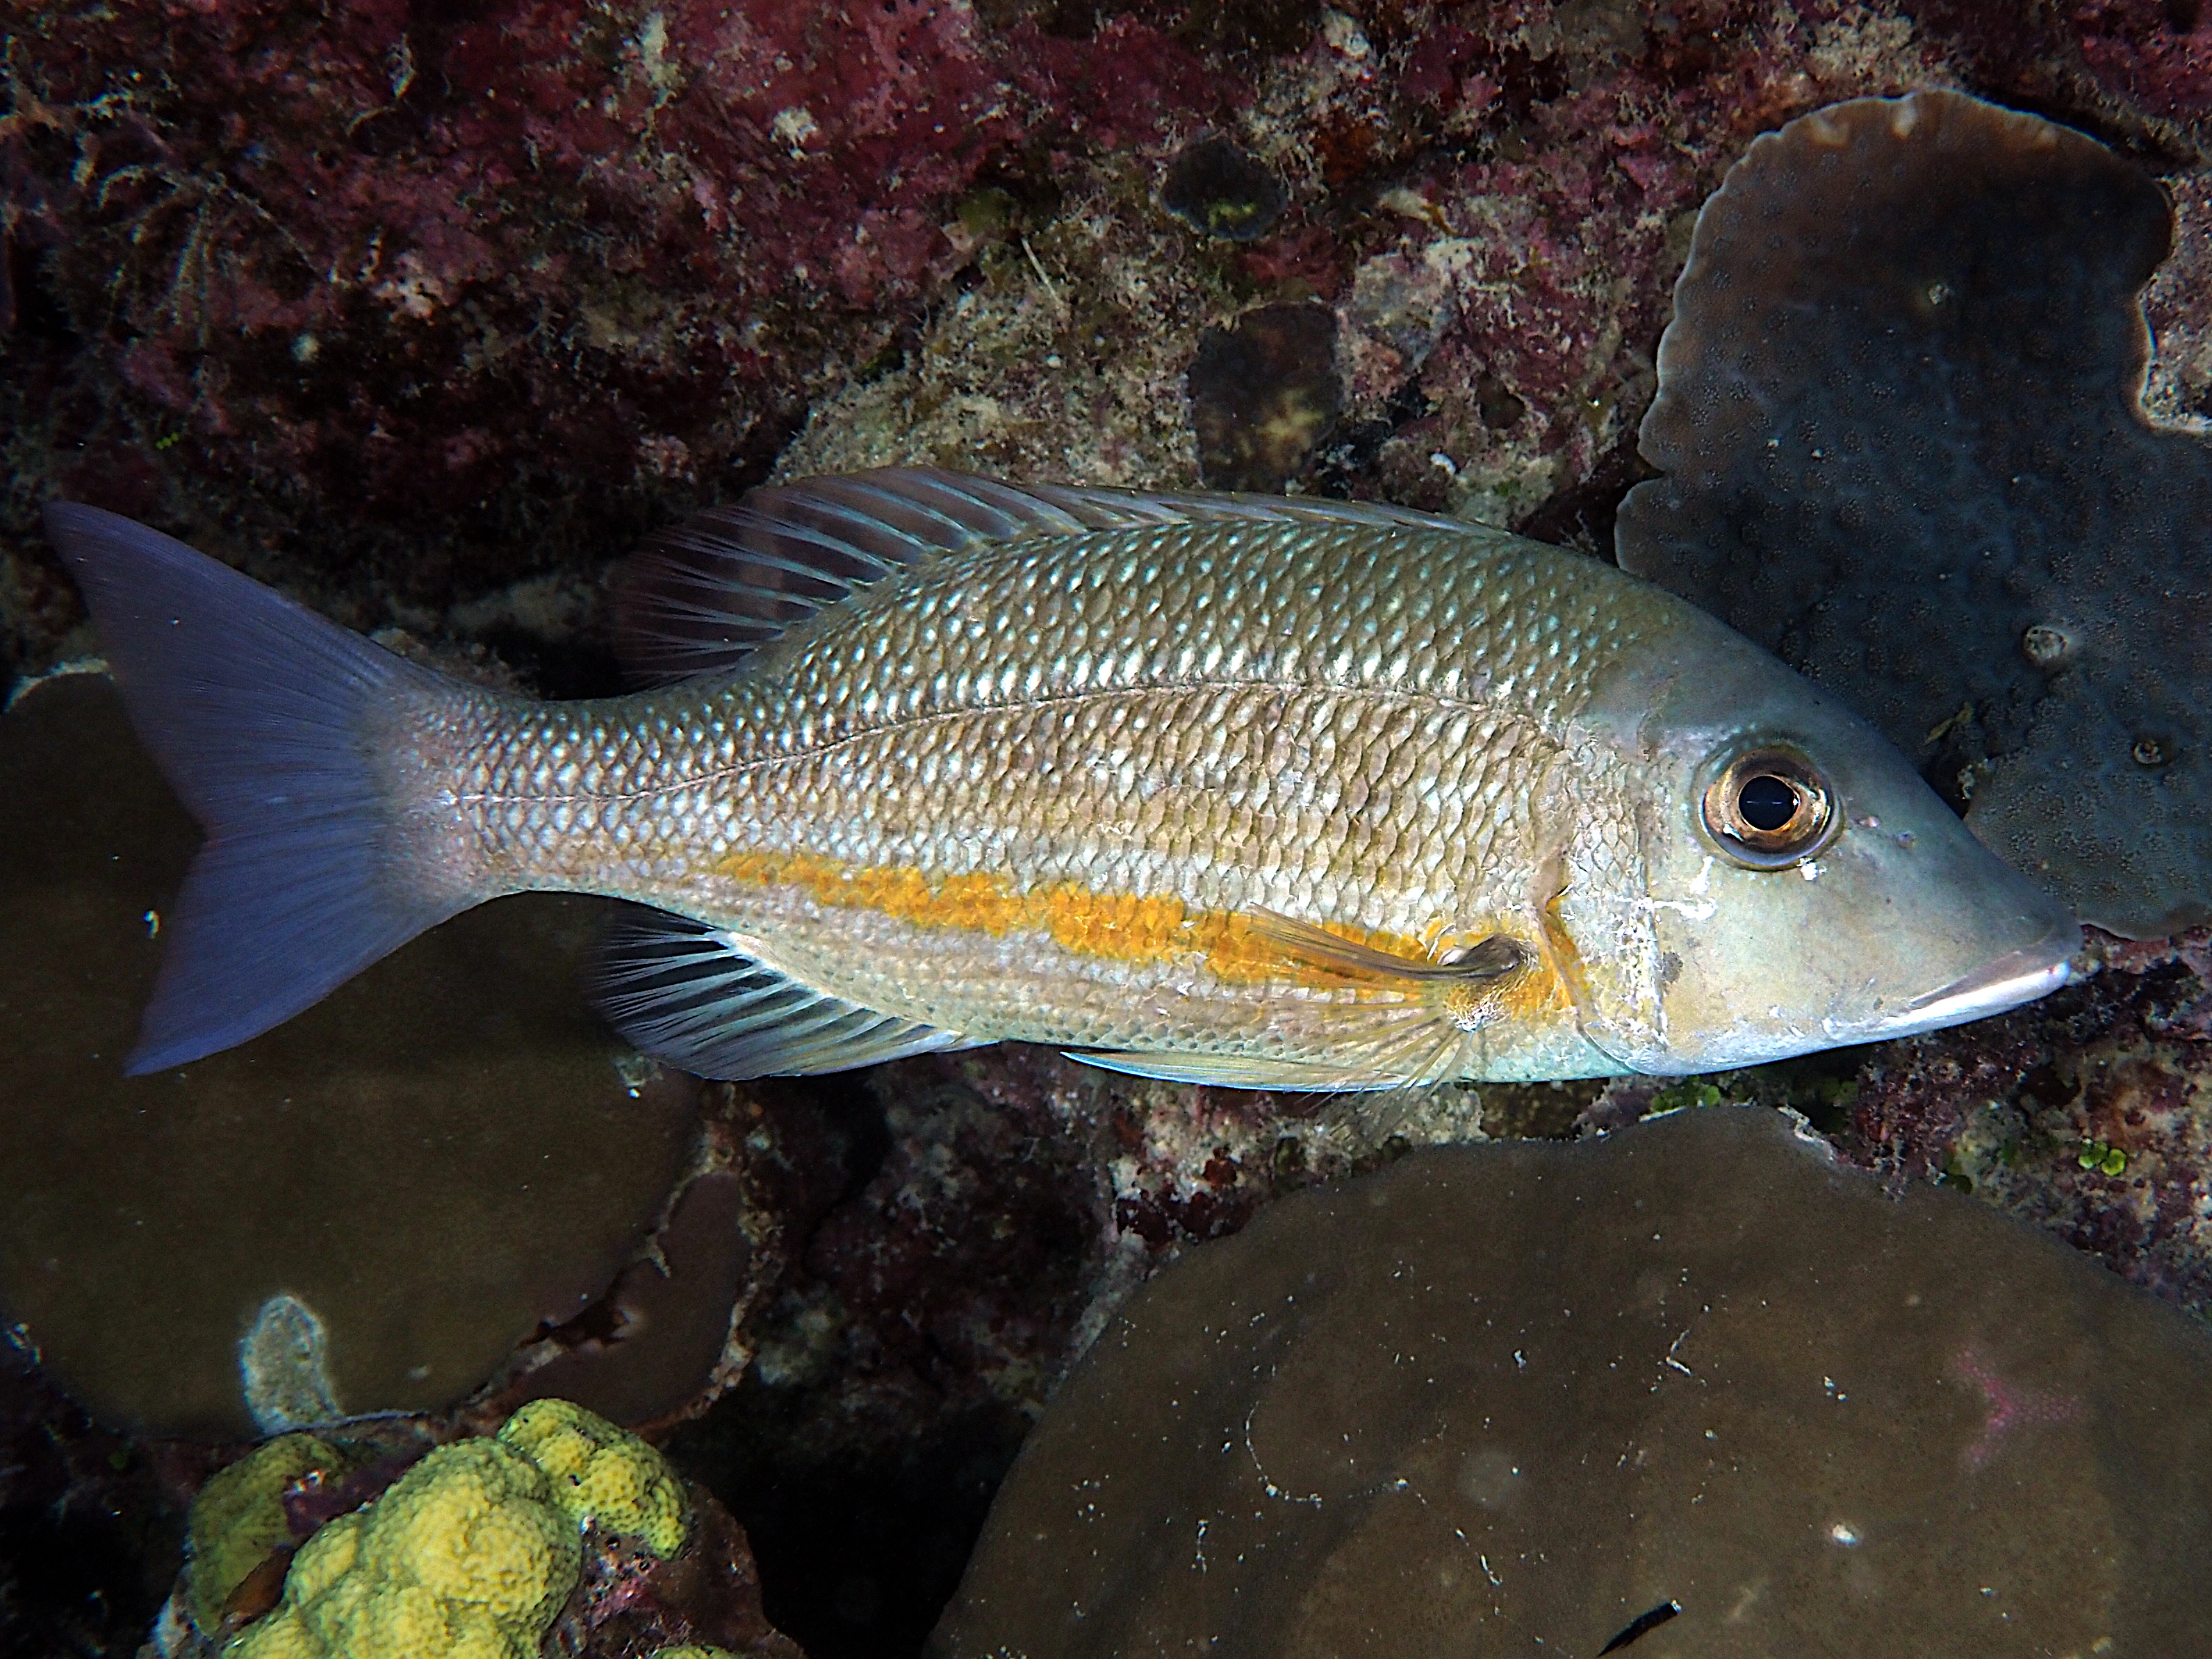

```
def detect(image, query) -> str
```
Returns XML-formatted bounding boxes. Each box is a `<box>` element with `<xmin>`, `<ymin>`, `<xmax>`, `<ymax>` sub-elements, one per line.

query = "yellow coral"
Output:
<box><xmin>187</xmin><ymin>1432</ymin><xmax>343</xmax><ymax>1633</ymax></box>
<box><xmin>647</xmin><ymin>1648</ymin><xmax>741</xmax><ymax>1659</ymax></box>
<box><xmin>227</xmin><ymin>1438</ymin><xmax>579</xmax><ymax>1659</ymax></box>
<box><xmin>217</xmin><ymin>1400</ymin><xmax>688</xmax><ymax>1658</ymax></box>
<box><xmin>497</xmin><ymin>1398</ymin><xmax>691</xmax><ymax>1558</ymax></box>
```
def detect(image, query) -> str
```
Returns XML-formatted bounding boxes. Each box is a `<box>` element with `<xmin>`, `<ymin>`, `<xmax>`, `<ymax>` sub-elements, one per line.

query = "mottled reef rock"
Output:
<box><xmin>1840</xmin><ymin>925</ymin><xmax>2212</xmax><ymax>1316</ymax></box>
<box><xmin>5</xmin><ymin>5</ymin><xmax>2212</xmax><ymax>1658</ymax></box>
<box><xmin>8</xmin><ymin>0</ymin><xmax>2210</xmax><ymax>680</ymax></box>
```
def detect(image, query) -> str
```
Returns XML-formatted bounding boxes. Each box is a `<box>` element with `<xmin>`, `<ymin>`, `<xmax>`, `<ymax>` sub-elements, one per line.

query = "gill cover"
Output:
<box><xmin>1571</xmin><ymin>594</ymin><xmax>2077</xmax><ymax>1073</ymax></box>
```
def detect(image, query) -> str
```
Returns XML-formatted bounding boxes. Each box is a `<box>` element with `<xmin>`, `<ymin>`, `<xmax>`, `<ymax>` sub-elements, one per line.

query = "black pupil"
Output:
<box><xmin>1737</xmin><ymin>774</ymin><xmax>1799</xmax><ymax>833</ymax></box>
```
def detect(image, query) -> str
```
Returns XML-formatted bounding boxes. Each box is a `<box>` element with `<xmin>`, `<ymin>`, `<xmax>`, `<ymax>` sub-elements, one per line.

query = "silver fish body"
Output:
<box><xmin>47</xmin><ymin>471</ymin><xmax>2077</xmax><ymax>1085</ymax></box>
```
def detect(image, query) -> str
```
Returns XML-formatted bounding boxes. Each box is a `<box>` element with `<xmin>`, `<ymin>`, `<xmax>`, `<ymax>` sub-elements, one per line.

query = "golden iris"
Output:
<box><xmin>1700</xmin><ymin>747</ymin><xmax>1837</xmax><ymax>868</ymax></box>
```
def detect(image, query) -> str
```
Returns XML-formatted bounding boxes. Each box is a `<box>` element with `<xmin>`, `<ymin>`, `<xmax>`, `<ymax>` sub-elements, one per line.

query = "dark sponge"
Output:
<box><xmin>1188</xmin><ymin>300</ymin><xmax>1342</xmax><ymax>492</ymax></box>
<box><xmin>1616</xmin><ymin>90</ymin><xmax>2212</xmax><ymax>938</ymax></box>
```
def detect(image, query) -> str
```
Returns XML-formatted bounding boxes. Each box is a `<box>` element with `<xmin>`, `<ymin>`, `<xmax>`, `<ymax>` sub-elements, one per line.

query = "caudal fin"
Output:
<box><xmin>44</xmin><ymin>503</ymin><xmax>476</xmax><ymax>1074</ymax></box>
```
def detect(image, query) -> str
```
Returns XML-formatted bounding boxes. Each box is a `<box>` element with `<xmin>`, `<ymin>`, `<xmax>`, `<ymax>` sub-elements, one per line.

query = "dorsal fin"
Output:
<box><xmin>611</xmin><ymin>466</ymin><xmax>1468</xmax><ymax>684</ymax></box>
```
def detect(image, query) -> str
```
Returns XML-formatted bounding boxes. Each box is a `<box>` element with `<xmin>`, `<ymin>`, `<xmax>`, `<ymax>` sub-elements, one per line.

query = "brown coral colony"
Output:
<box><xmin>1616</xmin><ymin>88</ymin><xmax>2212</xmax><ymax>938</ymax></box>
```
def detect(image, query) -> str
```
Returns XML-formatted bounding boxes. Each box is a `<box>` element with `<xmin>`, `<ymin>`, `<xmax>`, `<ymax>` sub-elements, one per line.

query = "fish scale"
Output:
<box><xmin>429</xmin><ymin>519</ymin><xmax>1655</xmax><ymax>1079</ymax></box>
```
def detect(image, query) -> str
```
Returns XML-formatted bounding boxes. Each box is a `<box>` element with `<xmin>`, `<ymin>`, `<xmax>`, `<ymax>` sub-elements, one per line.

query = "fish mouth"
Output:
<box><xmin>1866</xmin><ymin>920</ymin><xmax>2080</xmax><ymax>1041</ymax></box>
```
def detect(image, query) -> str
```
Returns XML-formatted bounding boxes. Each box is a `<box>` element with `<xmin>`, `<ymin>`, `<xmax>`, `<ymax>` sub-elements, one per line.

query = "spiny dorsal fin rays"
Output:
<box><xmin>1244</xmin><ymin>908</ymin><xmax>1525</xmax><ymax>983</ymax></box>
<box><xmin>612</xmin><ymin>466</ymin><xmax>1485</xmax><ymax>685</ymax></box>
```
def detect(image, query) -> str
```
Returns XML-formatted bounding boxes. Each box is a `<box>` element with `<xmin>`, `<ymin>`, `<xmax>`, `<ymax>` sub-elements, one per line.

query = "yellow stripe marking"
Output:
<box><xmin>712</xmin><ymin>849</ymin><xmax>1569</xmax><ymax>1018</ymax></box>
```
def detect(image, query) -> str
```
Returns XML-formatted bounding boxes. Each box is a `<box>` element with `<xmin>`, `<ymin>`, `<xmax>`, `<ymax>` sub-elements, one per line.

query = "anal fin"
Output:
<box><xmin>594</xmin><ymin>908</ymin><xmax>975</xmax><ymax>1079</ymax></box>
<box><xmin>1064</xmin><ymin>1049</ymin><xmax>1414</xmax><ymax>1093</ymax></box>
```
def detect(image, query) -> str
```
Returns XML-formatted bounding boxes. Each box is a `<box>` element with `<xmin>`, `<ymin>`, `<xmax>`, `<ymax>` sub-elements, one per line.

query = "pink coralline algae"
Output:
<box><xmin>1</xmin><ymin>0</ymin><xmax>2206</xmax><ymax>646</ymax></box>
<box><xmin>1953</xmin><ymin>1344</ymin><xmax>2086</xmax><ymax>1469</ymax></box>
<box><xmin>0</xmin><ymin>0</ymin><xmax>1243</xmax><ymax>605</ymax></box>
<box><xmin>2076</xmin><ymin>1</ymin><xmax>2212</xmax><ymax>115</ymax></box>
<box><xmin>1840</xmin><ymin>929</ymin><xmax>2212</xmax><ymax>1316</ymax></box>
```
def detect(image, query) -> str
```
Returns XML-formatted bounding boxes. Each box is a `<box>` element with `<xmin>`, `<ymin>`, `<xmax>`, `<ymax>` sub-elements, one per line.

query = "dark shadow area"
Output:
<box><xmin>677</xmin><ymin>1382</ymin><xmax>1028</xmax><ymax>1659</ymax></box>
<box><xmin>0</xmin><ymin>1348</ymin><xmax>179</xmax><ymax>1658</ymax></box>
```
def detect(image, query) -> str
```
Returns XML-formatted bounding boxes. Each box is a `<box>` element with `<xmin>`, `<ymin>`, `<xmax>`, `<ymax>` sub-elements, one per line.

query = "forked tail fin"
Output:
<box><xmin>42</xmin><ymin>503</ymin><xmax>480</xmax><ymax>1074</ymax></box>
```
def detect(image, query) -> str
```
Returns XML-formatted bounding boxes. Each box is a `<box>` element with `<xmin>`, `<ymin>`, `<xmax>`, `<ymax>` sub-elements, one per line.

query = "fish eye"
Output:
<box><xmin>1699</xmin><ymin>746</ymin><xmax>1837</xmax><ymax>868</ymax></box>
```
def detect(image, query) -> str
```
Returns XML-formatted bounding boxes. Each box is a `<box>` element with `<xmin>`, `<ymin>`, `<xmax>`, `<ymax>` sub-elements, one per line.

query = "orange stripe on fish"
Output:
<box><xmin>710</xmin><ymin>847</ymin><xmax>1560</xmax><ymax>1011</ymax></box>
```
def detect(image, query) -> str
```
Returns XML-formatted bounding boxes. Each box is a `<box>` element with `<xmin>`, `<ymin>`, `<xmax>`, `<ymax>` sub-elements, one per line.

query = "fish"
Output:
<box><xmin>42</xmin><ymin>467</ymin><xmax>2079</xmax><ymax>1090</ymax></box>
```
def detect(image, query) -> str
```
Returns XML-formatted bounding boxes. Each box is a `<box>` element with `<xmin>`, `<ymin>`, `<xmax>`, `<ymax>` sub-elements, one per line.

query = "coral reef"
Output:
<box><xmin>0</xmin><ymin>0</ymin><xmax>1247</xmax><ymax>665</ymax></box>
<box><xmin>3</xmin><ymin>6</ymin><xmax>2211</xmax><ymax>1657</ymax></box>
<box><xmin>225</xmin><ymin>1435</ymin><xmax>580</xmax><ymax>1659</ymax></box>
<box><xmin>662</xmin><ymin>1067</ymin><xmax>1100</xmax><ymax>1658</ymax></box>
<box><xmin>664</xmin><ymin>1047</ymin><xmax>1571</xmax><ymax>1657</ymax></box>
<box><xmin>938</xmin><ymin>1107</ymin><xmax>2212</xmax><ymax>1656</ymax></box>
<box><xmin>167</xmin><ymin>1399</ymin><xmax>797</xmax><ymax>1658</ymax></box>
<box><xmin>543</xmin><ymin>1470</ymin><xmax>802</xmax><ymax>1659</ymax></box>
<box><xmin>1187</xmin><ymin>300</ymin><xmax>1342</xmax><ymax>487</ymax></box>
<box><xmin>497</xmin><ymin>1397</ymin><xmax>691</xmax><ymax>1559</ymax></box>
<box><xmin>500</xmin><ymin>1172</ymin><xmax>755</xmax><ymax>1429</ymax></box>
<box><xmin>183</xmin><ymin>1432</ymin><xmax>345</xmax><ymax>1635</ymax></box>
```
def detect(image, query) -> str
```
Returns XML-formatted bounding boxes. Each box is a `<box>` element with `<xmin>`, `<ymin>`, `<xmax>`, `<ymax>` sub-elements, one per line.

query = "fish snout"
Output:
<box><xmin>1866</xmin><ymin>916</ymin><xmax>2080</xmax><ymax>1042</ymax></box>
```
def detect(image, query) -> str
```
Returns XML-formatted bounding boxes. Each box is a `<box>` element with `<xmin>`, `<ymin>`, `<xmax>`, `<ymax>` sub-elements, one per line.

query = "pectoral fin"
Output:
<box><xmin>1245</xmin><ymin>908</ymin><xmax>1525</xmax><ymax>982</ymax></box>
<box><xmin>1065</xmin><ymin>914</ymin><xmax>1530</xmax><ymax>1090</ymax></box>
